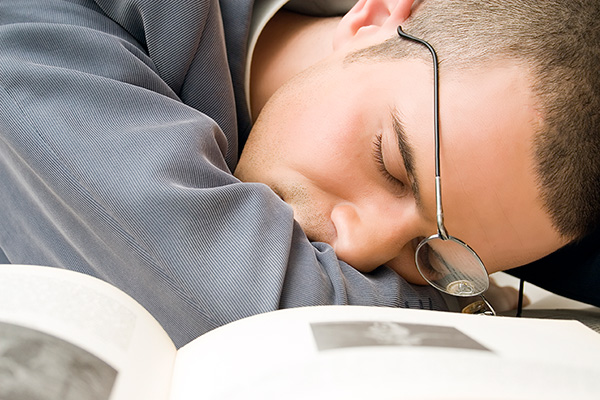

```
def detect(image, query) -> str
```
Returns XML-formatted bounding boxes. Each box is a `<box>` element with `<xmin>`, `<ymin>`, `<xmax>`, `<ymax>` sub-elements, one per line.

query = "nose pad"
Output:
<box><xmin>330</xmin><ymin>202</ymin><xmax>403</xmax><ymax>271</ymax></box>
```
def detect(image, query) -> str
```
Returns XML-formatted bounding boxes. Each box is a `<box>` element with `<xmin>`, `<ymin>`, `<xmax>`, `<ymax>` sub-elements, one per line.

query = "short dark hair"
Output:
<box><xmin>347</xmin><ymin>0</ymin><xmax>600</xmax><ymax>241</ymax></box>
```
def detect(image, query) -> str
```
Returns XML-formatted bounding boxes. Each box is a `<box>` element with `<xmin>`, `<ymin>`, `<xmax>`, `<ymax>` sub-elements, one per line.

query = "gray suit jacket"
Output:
<box><xmin>0</xmin><ymin>0</ymin><xmax>446</xmax><ymax>347</ymax></box>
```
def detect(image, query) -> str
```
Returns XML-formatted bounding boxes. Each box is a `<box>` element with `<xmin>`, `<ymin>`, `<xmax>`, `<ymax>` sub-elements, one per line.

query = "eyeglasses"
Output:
<box><xmin>396</xmin><ymin>27</ymin><xmax>494</xmax><ymax>315</ymax></box>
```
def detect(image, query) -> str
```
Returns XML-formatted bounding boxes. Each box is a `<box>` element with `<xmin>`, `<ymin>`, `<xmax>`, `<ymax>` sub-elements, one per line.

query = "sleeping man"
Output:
<box><xmin>1</xmin><ymin>0</ymin><xmax>598</xmax><ymax>346</ymax></box>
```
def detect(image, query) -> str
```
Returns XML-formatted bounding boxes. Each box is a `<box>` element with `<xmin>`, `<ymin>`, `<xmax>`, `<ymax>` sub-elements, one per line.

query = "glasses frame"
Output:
<box><xmin>396</xmin><ymin>26</ymin><xmax>492</xmax><ymax>302</ymax></box>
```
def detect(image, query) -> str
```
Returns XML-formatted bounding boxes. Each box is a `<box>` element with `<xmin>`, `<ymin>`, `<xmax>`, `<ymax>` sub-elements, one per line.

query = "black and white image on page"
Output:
<box><xmin>0</xmin><ymin>321</ymin><xmax>118</xmax><ymax>400</ymax></box>
<box><xmin>310</xmin><ymin>320</ymin><xmax>491</xmax><ymax>352</ymax></box>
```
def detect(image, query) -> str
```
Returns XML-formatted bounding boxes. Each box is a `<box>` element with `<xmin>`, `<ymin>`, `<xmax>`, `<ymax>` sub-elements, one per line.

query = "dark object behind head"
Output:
<box><xmin>510</xmin><ymin>225</ymin><xmax>600</xmax><ymax>308</ymax></box>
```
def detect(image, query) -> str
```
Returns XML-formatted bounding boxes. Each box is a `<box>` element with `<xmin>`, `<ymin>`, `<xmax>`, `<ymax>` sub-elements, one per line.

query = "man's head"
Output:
<box><xmin>350</xmin><ymin>0</ymin><xmax>600</xmax><ymax>242</ymax></box>
<box><xmin>235</xmin><ymin>0</ymin><xmax>600</xmax><ymax>283</ymax></box>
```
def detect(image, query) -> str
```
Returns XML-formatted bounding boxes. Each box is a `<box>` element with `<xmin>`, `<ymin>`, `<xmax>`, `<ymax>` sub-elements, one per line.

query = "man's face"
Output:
<box><xmin>235</xmin><ymin>51</ymin><xmax>567</xmax><ymax>284</ymax></box>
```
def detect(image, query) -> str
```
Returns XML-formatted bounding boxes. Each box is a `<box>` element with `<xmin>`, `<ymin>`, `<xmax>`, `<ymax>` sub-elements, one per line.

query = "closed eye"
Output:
<box><xmin>373</xmin><ymin>134</ymin><xmax>406</xmax><ymax>190</ymax></box>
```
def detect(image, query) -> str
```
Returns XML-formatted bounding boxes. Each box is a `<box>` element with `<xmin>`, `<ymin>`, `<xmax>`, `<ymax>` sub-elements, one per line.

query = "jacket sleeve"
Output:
<box><xmin>0</xmin><ymin>0</ymin><xmax>447</xmax><ymax>347</ymax></box>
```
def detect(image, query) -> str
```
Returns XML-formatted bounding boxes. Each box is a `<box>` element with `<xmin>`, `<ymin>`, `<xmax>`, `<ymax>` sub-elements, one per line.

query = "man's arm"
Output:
<box><xmin>0</xmin><ymin>0</ymin><xmax>447</xmax><ymax>347</ymax></box>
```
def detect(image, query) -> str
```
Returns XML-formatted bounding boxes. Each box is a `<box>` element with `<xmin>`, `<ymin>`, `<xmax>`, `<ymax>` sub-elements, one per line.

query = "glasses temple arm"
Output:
<box><xmin>397</xmin><ymin>26</ymin><xmax>448</xmax><ymax>240</ymax></box>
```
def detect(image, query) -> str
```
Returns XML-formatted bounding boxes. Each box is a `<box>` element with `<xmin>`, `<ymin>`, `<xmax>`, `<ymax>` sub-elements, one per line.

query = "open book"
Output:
<box><xmin>0</xmin><ymin>264</ymin><xmax>599</xmax><ymax>400</ymax></box>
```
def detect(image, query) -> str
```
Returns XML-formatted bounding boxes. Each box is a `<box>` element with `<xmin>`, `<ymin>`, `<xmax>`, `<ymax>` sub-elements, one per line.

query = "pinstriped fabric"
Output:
<box><xmin>0</xmin><ymin>0</ymin><xmax>448</xmax><ymax>348</ymax></box>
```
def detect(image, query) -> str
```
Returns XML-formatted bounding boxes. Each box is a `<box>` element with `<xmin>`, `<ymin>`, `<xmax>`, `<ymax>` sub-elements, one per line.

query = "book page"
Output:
<box><xmin>0</xmin><ymin>264</ymin><xmax>176</xmax><ymax>400</ymax></box>
<box><xmin>170</xmin><ymin>305</ymin><xmax>600</xmax><ymax>400</ymax></box>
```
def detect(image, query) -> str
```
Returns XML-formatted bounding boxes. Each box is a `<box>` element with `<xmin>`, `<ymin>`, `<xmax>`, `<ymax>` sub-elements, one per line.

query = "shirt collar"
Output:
<box><xmin>245</xmin><ymin>0</ymin><xmax>290</xmax><ymax>114</ymax></box>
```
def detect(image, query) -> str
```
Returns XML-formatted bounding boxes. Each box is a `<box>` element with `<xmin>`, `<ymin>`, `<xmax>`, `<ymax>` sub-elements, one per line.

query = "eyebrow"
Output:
<box><xmin>391</xmin><ymin>108</ymin><xmax>423</xmax><ymax>209</ymax></box>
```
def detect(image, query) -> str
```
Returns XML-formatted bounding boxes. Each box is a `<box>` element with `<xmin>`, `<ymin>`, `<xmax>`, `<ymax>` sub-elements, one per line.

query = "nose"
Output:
<box><xmin>330</xmin><ymin>201</ymin><xmax>420</xmax><ymax>272</ymax></box>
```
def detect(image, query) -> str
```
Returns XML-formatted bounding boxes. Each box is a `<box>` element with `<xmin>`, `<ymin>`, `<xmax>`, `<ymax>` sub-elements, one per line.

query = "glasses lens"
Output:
<box><xmin>415</xmin><ymin>235</ymin><xmax>489</xmax><ymax>296</ymax></box>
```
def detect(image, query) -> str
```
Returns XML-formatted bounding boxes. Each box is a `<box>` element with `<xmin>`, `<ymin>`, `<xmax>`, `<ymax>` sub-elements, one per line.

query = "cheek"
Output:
<box><xmin>287</xmin><ymin>112</ymin><xmax>368</xmax><ymax>177</ymax></box>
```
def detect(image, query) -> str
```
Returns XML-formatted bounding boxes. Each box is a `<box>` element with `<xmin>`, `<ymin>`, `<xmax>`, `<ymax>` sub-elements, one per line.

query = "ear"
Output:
<box><xmin>333</xmin><ymin>0</ymin><xmax>414</xmax><ymax>51</ymax></box>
